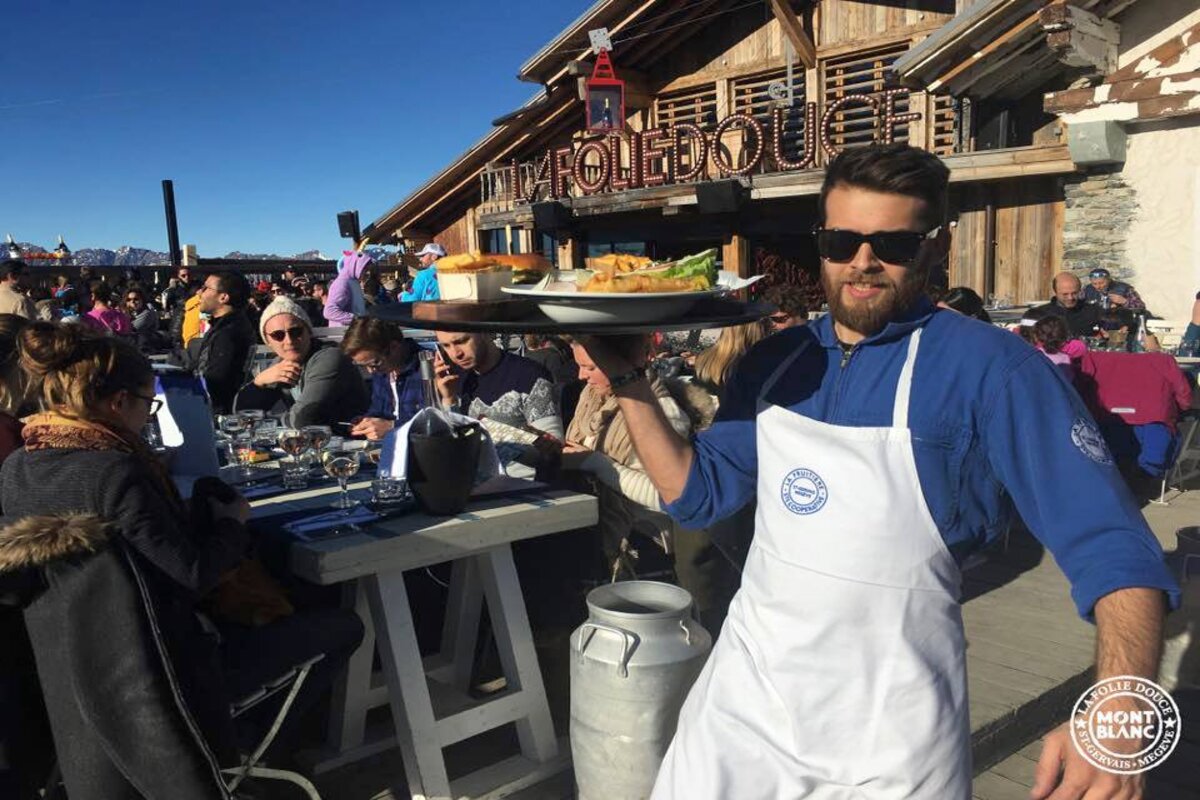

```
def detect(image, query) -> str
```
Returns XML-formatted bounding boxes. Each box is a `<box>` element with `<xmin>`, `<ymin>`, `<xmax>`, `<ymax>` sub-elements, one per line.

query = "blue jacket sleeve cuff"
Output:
<box><xmin>1070</xmin><ymin>559</ymin><xmax>1181</xmax><ymax>623</ymax></box>
<box><xmin>660</xmin><ymin>457</ymin><xmax>709</xmax><ymax>526</ymax></box>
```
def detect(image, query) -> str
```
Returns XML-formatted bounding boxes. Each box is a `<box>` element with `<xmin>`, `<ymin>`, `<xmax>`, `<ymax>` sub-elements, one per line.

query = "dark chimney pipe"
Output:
<box><xmin>162</xmin><ymin>179</ymin><xmax>182</xmax><ymax>267</ymax></box>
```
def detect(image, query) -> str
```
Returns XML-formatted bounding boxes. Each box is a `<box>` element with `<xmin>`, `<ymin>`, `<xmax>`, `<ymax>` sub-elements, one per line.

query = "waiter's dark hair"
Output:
<box><xmin>819</xmin><ymin>144</ymin><xmax>950</xmax><ymax>231</ymax></box>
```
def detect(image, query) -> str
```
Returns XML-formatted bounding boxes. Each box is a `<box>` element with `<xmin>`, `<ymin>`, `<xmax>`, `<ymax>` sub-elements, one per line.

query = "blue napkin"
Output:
<box><xmin>283</xmin><ymin>506</ymin><xmax>380</xmax><ymax>539</ymax></box>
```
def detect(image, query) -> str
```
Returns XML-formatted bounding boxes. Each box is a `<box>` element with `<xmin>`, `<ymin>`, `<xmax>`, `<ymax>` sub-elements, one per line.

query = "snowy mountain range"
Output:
<box><xmin>15</xmin><ymin>243</ymin><xmax>328</xmax><ymax>266</ymax></box>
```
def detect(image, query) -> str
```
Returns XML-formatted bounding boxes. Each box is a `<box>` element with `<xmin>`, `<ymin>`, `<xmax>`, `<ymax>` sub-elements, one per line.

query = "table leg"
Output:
<box><xmin>366</xmin><ymin>568</ymin><xmax>451</xmax><ymax>799</ymax></box>
<box><xmin>475</xmin><ymin>546</ymin><xmax>559</xmax><ymax>763</ymax></box>
<box><xmin>326</xmin><ymin>580</ymin><xmax>375</xmax><ymax>752</ymax></box>
<box><xmin>435</xmin><ymin>557</ymin><xmax>483</xmax><ymax>692</ymax></box>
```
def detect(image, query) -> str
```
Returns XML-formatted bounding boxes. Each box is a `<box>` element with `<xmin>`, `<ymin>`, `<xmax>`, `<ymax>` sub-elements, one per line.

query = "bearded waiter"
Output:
<box><xmin>580</xmin><ymin>144</ymin><xmax>1179</xmax><ymax>799</ymax></box>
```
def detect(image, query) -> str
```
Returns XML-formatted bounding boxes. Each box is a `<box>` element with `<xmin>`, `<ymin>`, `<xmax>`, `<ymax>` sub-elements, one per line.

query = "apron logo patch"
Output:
<box><xmin>781</xmin><ymin>468</ymin><xmax>828</xmax><ymax>515</ymax></box>
<box><xmin>1071</xmin><ymin>418</ymin><xmax>1113</xmax><ymax>465</ymax></box>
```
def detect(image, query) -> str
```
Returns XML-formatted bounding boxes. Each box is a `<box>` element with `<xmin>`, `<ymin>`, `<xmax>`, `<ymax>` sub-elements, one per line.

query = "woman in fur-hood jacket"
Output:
<box><xmin>0</xmin><ymin>323</ymin><xmax>250</xmax><ymax>799</ymax></box>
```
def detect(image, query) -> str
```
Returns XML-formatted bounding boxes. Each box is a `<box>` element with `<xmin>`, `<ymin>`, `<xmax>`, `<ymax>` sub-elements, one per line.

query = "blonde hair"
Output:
<box><xmin>693</xmin><ymin>320</ymin><xmax>769</xmax><ymax>391</ymax></box>
<box><xmin>19</xmin><ymin>322</ymin><xmax>152</xmax><ymax>420</ymax></box>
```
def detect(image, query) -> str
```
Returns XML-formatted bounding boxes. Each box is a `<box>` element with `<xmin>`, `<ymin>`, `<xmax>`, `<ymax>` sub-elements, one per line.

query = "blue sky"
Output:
<box><xmin>2</xmin><ymin>0</ymin><xmax>589</xmax><ymax>257</ymax></box>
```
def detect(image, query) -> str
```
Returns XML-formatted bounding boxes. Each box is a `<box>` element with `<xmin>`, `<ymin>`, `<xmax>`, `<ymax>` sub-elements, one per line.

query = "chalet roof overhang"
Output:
<box><xmin>364</xmin><ymin>0</ymin><xmax>814</xmax><ymax>243</ymax></box>
<box><xmin>892</xmin><ymin>0</ymin><xmax>1136</xmax><ymax>102</ymax></box>
<box><xmin>1044</xmin><ymin>19</ymin><xmax>1200</xmax><ymax>124</ymax></box>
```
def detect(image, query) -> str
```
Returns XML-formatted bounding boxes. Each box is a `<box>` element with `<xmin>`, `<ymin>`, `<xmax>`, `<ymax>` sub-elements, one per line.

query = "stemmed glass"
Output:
<box><xmin>237</xmin><ymin>409</ymin><xmax>265</xmax><ymax>439</ymax></box>
<box><xmin>322</xmin><ymin>448</ymin><xmax>361</xmax><ymax>509</ymax></box>
<box><xmin>216</xmin><ymin>414</ymin><xmax>245</xmax><ymax>473</ymax></box>
<box><xmin>277</xmin><ymin>428</ymin><xmax>312</xmax><ymax>489</ymax></box>
<box><xmin>302</xmin><ymin>425</ymin><xmax>332</xmax><ymax>472</ymax></box>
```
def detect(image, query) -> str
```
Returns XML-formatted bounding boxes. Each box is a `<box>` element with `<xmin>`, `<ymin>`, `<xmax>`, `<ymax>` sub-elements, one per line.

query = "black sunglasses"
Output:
<box><xmin>267</xmin><ymin>326</ymin><xmax>307</xmax><ymax>342</ymax></box>
<box><xmin>814</xmin><ymin>226</ymin><xmax>941</xmax><ymax>266</ymax></box>
<box><xmin>130</xmin><ymin>391</ymin><xmax>163</xmax><ymax>416</ymax></box>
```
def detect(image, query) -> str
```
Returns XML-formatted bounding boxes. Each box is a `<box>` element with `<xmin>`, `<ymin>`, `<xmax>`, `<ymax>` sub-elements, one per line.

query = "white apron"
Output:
<box><xmin>652</xmin><ymin>329</ymin><xmax>971</xmax><ymax>799</ymax></box>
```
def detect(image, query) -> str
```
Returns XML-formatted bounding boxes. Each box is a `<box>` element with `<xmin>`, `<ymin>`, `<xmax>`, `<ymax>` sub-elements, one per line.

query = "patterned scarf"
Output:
<box><xmin>22</xmin><ymin>411</ymin><xmax>187</xmax><ymax>518</ymax></box>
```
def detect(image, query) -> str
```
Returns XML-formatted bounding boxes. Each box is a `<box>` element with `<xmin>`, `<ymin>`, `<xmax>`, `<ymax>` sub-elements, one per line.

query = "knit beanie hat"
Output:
<box><xmin>258</xmin><ymin>295</ymin><xmax>312</xmax><ymax>343</ymax></box>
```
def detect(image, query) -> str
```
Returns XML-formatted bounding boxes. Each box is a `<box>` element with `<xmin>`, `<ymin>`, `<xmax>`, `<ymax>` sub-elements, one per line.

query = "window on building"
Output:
<box><xmin>481</xmin><ymin>228</ymin><xmax>506</xmax><ymax>255</ymax></box>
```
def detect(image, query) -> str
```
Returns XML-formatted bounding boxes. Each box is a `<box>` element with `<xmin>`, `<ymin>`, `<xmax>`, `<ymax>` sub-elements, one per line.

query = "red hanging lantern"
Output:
<box><xmin>585</xmin><ymin>49</ymin><xmax>625</xmax><ymax>133</ymax></box>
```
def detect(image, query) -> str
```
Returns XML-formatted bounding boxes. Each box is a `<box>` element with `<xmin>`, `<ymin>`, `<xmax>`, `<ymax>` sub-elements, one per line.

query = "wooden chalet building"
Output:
<box><xmin>363</xmin><ymin>0</ymin><xmax>1200</xmax><ymax>316</ymax></box>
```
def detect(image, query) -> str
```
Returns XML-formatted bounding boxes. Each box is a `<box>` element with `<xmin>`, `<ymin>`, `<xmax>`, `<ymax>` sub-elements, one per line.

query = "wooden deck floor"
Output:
<box><xmin>310</xmin><ymin>495</ymin><xmax>1196</xmax><ymax>800</ymax></box>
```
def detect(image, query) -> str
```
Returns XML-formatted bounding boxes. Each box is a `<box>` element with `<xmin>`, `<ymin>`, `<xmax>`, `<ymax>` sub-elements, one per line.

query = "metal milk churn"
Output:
<box><xmin>569</xmin><ymin>580</ymin><xmax>712</xmax><ymax>800</ymax></box>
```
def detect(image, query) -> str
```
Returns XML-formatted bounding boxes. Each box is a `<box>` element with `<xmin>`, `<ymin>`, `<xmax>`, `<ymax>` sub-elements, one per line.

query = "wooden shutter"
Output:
<box><xmin>821</xmin><ymin>41</ymin><xmax>959</xmax><ymax>155</ymax></box>
<box><xmin>732</xmin><ymin>67</ymin><xmax>808</xmax><ymax>172</ymax></box>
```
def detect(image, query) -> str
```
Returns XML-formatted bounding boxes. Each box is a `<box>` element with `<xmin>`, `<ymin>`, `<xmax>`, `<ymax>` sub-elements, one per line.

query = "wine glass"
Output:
<box><xmin>277</xmin><ymin>428</ymin><xmax>312</xmax><ymax>489</ymax></box>
<box><xmin>322</xmin><ymin>448</ymin><xmax>361</xmax><ymax>509</ymax></box>
<box><xmin>216</xmin><ymin>415</ymin><xmax>244</xmax><ymax>468</ymax></box>
<box><xmin>237</xmin><ymin>409</ymin><xmax>265</xmax><ymax>440</ymax></box>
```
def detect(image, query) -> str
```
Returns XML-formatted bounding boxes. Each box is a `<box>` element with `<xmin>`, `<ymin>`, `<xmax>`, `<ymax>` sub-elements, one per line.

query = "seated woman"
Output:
<box><xmin>340</xmin><ymin>316</ymin><xmax>426</xmax><ymax>440</ymax></box>
<box><xmin>561</xmin><ymin>338</ymin><xmax>736</xmax><ymax>633</ymax></box>
<box><xmin>234</xmin><ymin>296</ymin><xmax>369</xmax><ymax>427</ymax></box>
<box><xmin>0</xmin><ymin>324</ymin><xmax>363</xmax><ymax>794</ymax></box>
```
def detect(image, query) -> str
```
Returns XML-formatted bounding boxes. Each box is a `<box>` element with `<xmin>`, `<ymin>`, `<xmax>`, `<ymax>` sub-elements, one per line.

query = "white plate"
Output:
<box><xmin>501</xmin><ymin>285</ymin><xmax>723</xmax><ymax>324</ymax></box>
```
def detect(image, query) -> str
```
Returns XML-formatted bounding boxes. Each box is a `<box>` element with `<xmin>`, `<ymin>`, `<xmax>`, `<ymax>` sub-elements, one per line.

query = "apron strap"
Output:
<box><xmin>759</xmin><ymin>339</ymin><xmax>810</xmax><ymax>401</ymax></box>
<box><xmin>892</xmin><ymin>327</ymin><xmax>922</xmax><ymax>429</ymax></box>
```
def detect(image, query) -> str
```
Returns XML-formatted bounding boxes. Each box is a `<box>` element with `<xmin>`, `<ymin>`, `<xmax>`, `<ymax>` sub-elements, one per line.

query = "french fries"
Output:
<box><xmin>581</xmin><ymin>272</ymin><xmax>710</xmax><ymax>294</ymax></box>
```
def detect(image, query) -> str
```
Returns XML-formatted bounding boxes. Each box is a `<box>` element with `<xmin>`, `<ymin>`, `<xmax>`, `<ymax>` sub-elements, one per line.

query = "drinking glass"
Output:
<box><xmin>254</xmin><ymin>417</ymin><xmax>280</xmax><ymax>447</ymax></box>
<box><xmin>233</xmin><ymin>434</ymin><xmax>257</xmax><ymax>479</ymax></box>
<box><xmin>237</xmin><ymin>409</ymin><xmax>265</xmax><ymax>442</ymax></box>
<box><xmin>302</xmin><ymin>425</ymin><xmax>332</xmax><ymax>472</ymax></box>
<box><xmin>322</xmin><ymin>449</ymin><xmax>361</xmax><ymax>509</ymax></box>
<box><xmin>277</xmin><ymin>428</ymin><xmax>312</xmax><ymax>489</ymax></box>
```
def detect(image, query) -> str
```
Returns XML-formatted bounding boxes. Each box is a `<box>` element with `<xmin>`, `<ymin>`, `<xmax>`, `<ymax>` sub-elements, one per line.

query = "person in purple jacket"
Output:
<box><xmin>577</xmin><ymin>144</ymin><xmax>1178</xmax><ymax>800</ymax></box>
<box><xmin>323</xmin><ymin>251</ymin><xmax>371</xmax><ymax>326</ymax></box>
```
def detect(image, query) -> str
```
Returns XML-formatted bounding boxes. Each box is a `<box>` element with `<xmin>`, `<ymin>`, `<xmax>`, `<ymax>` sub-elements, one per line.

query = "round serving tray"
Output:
<box><xmin>369</xmin><ymin>298</ymin><xmax>774</xmax><ymax>335</ymax></box>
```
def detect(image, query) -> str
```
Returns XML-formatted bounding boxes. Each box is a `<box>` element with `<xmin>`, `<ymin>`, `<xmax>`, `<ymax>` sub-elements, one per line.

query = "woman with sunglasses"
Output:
<box><xmin>233</xmin><ymin>296</ymin><xmax>368</xmax><ymax>428</ymax></box>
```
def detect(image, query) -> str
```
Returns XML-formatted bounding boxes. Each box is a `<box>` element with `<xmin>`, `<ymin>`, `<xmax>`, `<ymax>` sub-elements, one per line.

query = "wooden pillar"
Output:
<box><xmin>723</xmin><ymin>234</ymin><xmax>751</xmax><ymax>279</ymax></box>
<box><xmin>557</xmin><ymin>236</ymin><xmax>585</xmax><ymax>270</ymax></box>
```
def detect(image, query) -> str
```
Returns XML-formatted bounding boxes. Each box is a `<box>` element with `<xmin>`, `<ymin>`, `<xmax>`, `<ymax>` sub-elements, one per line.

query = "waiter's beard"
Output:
<box><xmin>822</xmin><ymin>264</ymin><xmax>928</xmax><ymax>339</ymax></box>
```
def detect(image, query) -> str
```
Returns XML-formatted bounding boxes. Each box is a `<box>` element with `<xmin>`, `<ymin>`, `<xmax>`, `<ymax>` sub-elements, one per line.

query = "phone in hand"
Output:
<box><xmin>332</xmin><ymin>421</ymin><xmax>355</xmax><ymax>437</ymax></box>
<box><xmin>435</xmin><ymin>343</ymin><xmax>452</xmax><ymax>367</ymax></box>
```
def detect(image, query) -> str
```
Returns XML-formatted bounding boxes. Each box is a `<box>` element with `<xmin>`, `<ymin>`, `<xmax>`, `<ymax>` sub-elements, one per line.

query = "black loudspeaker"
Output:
<box><xmin>532</xmin><ymin>201</ymin><xmax>572</xmax><ymax>231</ymax></box>
<box><xmin>337</xmin><ymin>210</ymin><xmax>361</xmax><ymax>240</ymax></box>
<box><xmin>696</xmin><ymin>180</ymin><xmax>743</xmax><ymax>214</ymax></box>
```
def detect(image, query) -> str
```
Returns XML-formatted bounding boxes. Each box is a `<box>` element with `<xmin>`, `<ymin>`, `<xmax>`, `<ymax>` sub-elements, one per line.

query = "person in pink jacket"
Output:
<box><xmin>81</xmin><ymin>281</ymin><xmax>134</xmax><ymax>337</ymax></box>
<box><xmin>323</xmin><ymin>251</ymin><xmax>371</xmax><ymax>327</ymax></box>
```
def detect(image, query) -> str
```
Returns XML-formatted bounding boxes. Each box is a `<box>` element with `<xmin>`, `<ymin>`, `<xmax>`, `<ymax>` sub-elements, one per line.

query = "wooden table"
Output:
<box><xmin>250</xmin><ymin>481</ymin><xmax>597</xmax><ymax>800</ymax></box>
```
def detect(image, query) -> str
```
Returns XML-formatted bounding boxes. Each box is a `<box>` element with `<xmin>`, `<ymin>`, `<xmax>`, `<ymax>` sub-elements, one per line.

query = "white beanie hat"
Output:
<box><xmin>259</xmin><ymin>295</ymin><xmax>312</xmax><ymax>343</ymax></box>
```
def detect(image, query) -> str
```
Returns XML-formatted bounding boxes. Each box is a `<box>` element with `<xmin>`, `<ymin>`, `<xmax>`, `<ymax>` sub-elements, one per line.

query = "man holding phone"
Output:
<box><xmin>341</xmin><ymin>317</ymin><xmax>426</xmax><ymax>440</ymax></box>
<box><xmin>433</xmin><ymin>330</ymin><xmax>563</xmax><ymax>442</ymax></box>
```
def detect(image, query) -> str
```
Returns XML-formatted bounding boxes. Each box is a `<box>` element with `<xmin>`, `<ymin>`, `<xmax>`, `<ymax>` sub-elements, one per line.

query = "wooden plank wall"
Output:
<box><xmin>816</xmin><ymin>0</ymin><xmax>956</xmax><ymax>48</ymax></box>
<box><xmin>948</xmin><ymin>177</ymin><xmax>1064</xmax><ymax>304</ymax></box>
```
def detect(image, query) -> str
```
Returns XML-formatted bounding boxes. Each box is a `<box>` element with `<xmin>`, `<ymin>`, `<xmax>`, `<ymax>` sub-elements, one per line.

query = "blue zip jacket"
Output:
<box><xmin>400</xmin><ymin>266</ymin><xmax>440</xmax><ymax>302</ymax></box>
<box><xmin>363</xmin><ymin>353</ymin><xmax>426</xmax><ymax>427</ymax></box>
<box><xmin>666</xmin><ymin>298</ymin><xmax>1179</xmax><ymax>620</ymax></box>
